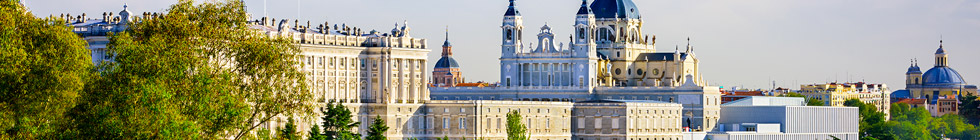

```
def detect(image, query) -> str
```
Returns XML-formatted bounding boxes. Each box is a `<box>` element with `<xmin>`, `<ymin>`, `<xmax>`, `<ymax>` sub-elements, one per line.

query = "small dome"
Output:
<box><xmin>434</xmin><ymin>56</ymin><xmax>460</xmax><ymax>68</ymax></box>
<box><xmin>922</xmin><ymin>66</ymin><xmax>965</xmax><ymax>85</ymax></box>
<box><xmin>906</xmin><ymin>65</ymin><xmax>921</xmax><ymax>74</ymax></box>
<box><xmin>590</xmin><ymin>0</ymin><xmax>641</xmax><ymax>19</ymax></box>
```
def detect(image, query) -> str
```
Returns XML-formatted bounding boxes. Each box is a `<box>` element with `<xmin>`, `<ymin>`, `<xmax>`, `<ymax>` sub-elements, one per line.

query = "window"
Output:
<box><xmin>460</xmin><ymin>118</ymin><xmax>466</xmax><ymax>129</ymax></box>
<box><xmin>578</xmin><ymin>28</ymin><xmax>586</xmax><ymax>39</ymax></box>
<box><xmin>506</xmin><ymin>29</ymin><xmax>514</xmax><ymax>41</ymax></box>
<box><xmin>443</xmin><ymin>118</ymin><xmax>449</xmax><ymax>129</ymax></box>
<box><xmin>595</xmin><ymin>117</ymin><xmax>602</xmax><ymax>129</ymax></box>
<box><xmin>612</xmin><ymin>118</ymin><xmax>619</xmax><ymax>129</ymax></box>
<box><xmin>578</xmin><ymin>118</ymin><xmax>585</xmax><ymax>128</ymax></box>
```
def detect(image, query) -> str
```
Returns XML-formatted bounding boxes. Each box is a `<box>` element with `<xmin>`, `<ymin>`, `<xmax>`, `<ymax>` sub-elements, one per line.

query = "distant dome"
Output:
<box><xmin>922</xmin><ymin>66</ymin><xmax>965</xmax><ymax>85</ymax></box>
<box><xmin>590</xmin><ymin>0</ymin><xmax>641</xmax><ymax>19</ymax></box>
<box><xmin>906</xmin><ymin>65</ymin><xmax>921</xmax><ymax>74</ymax></box>
<box><xmin>434</xmin><ymin>56</ymin><xmax>460</xmax><ymax>68</ymax></box>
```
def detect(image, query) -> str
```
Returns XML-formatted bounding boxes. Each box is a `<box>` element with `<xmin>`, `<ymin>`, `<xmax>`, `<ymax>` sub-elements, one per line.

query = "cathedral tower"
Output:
<box><xmin>501</xmin><ymin>0</ymin><xmax>524</xmax><ymax>58</ymax></box>
<box><xmin>572</xmin><ymin>0</ymin><xmax>597</xmax><ymax>58</ymax></box>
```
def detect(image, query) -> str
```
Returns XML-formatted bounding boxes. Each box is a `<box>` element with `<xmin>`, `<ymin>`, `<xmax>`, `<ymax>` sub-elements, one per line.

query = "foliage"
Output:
<box><xmin>829</xmin><ymin>135</ymin><xmax>841</xmax><ymax>140</ymax></box>
<box><xmin>365</xmin><ymin>116</ymin><xmax>389</xmax><ymax>140</ymax></box>
<box><xmin>278</xmin><ymin>117</ymin><xmax>300</xmax><ymax>140</ymax></box>
<box><xmin>844</xmin><ymin>99</ymin><xmax>886</xmax><ymax>136</ymax></box>
<box><xmin>0</xmin><ymin>0</ymin><xmax>92</xmax><ymax>139</ymax></box>
<box><xmin>309</xmin><ymin>102</ymin><xmax>360</xmax><ymax>140</ymax></box>
<box><xmin>254</xmin><ymin>127</ymin><xmax>272</xmax><ymax>140</ymax></box>
<box><xmin>861</xmin><ymin>103</ymin><xmax>980</xmax><ymax>140</ymax></box>
<box><xmin>65</xmin><ymin>0</ymin><xmax>311</xmax><ymax>139</ymax></box>
<box><xmin>506</xmin><ymin>111</ymin><xmax>529</xmax><ymax>140</ymax></box>
<box><xmin>783</xmin><ymin>92</ymin><xmax>825</xmax><ymax>106</ymax></box>
<box><xmin>959</xmin><ymin>95</ymin><xmax>980</xmax><ymax>125</ymax></box>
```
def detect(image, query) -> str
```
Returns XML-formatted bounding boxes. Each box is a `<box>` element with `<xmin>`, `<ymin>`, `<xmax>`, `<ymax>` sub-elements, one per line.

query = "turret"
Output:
<box><xmin>906</xmin><ymin>59</ymin><xmax>922</xmax><ymax>86</ymax></box>
<box><xmin>501</xmin><ymin>0</ymin><xmax>524</xmax><ymax>58</ymax></box>
<box><xmin>572</xmin><ymin>0</ymin><xmax>597</xmax><ymax>58</ymax></box>
<box><xmin>935</xmin><ymin>40</ymin><xmax>948</xmax><ymax>67</ymax></box>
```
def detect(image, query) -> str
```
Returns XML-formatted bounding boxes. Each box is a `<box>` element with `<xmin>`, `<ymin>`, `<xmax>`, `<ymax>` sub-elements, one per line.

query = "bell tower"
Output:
<box><xmin>572</xmin><ymin>0</ymin><xmax>597</xmax><ymax>58</ymax></box>
<box><xmin>501</xmin><ymin>0</ymin><xmax>524</xmax><ymax>58</ymax></box>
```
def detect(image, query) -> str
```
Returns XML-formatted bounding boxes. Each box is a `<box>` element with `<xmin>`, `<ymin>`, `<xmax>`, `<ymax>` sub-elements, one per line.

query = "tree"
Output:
<box><xmin>0</xmin><ymin>0</ymin><xmax>92</xmax><ymax>139</ymax></box>
<box><xmin>278</xmin><ymin>117</ymin><xmax>300</xmax><ymax>140</ymax></box>
<box><xmin>959</xmin><ymin>95</ymin><xmax>980</xmax><ymax>125</ymax></box>
<box><xmin>66</xmin><ymin>0</ymin><xmax>311</xmax><ymax>139</ymax></box>
<box><xmin>844</xmin><ymin>99</ymin><xmax>887</xmax><ymax>139</ymax></box>
<box><xmin>309</xmin><ymin>102</ymin><xmax>360</xmax><ymax>140</ymax></box>
<box><xmin>365</xmin><ymin>116</ymin><xmax>389</xmax><ymax>140</ymax></box>
<box><xmin>506</xmin><ymin>111</ymin><xmax>529</xmax><ymax>140</ymax></box>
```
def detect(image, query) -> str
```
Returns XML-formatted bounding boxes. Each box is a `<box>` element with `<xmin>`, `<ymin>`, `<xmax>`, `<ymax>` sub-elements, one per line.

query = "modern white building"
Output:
<box><xmin>708</xmin><ymin>97</ymin><xmax>859</xmax><ymax>140</ymax></box>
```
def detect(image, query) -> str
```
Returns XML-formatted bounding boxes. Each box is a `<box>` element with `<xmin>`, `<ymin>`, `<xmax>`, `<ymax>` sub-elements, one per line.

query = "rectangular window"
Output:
<box><xmin>612</xmin><ymin>118</ymin><xmax>619</xmax><ymax>129</ymax></box>
<box><xmin>578</xmin><ymin>118</ymin><xmax>585</xmax><ymax>128</ymax></box>
<box><xmin>443</xmin><ymin>118</ymin><xmax>449</xmax><ymax>129</ymax></box>
<box><xmin>595</xmin><ymin>117</ymin><xmax>602</xmax><ymax>129</ymax></box>
<box><xmin>460</xmin><ymin>118</ymin><xmax>466</xmax><ymax>129</ymax></box>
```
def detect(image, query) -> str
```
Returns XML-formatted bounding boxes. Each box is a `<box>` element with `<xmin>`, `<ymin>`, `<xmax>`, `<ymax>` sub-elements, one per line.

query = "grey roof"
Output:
<box><xmin>577</xmin><ymin>99</ymin><xmax>672</xmax><ymax>104</ymax></box>
<box><xmin>590</xmin><ymin>0</ymin><xmax>641</xmax><ymax>19</ymax></box>
<box><xmin>635</xmin><ymin>53</ymin><xmax>687</xmax><ymax>61</ymax></box>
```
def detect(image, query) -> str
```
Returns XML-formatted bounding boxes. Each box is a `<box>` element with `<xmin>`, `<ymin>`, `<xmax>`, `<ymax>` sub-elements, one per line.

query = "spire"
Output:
<box><xmin>442</xmin><ymin>26</ymin><xmax>453</xmax><ymax>57</ymax></box>
<box><xmin>443</xmin><ymin>26</ymin><xmax>452</xmax><ymax>47</ymax></box>
<box><xmin>936</xmin><ymin>39</ymin><xmax>946</xmax><ymax>54</ymax></box>
<box><xmin>577</xmin><ymin>0</ymin><xmax>592</xmax><ymax>15</ymax></box>
<box><xmin>504</xmin><ymin>0</ymin><xmax>520</xmax><ymax>16</ymax></box>
<box><xmin>685</xmin><ymin>37</ymin><xmax>693</xmax><ymax>54</ymax></box>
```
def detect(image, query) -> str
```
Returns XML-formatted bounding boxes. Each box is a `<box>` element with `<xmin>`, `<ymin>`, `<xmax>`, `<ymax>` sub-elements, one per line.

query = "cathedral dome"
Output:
<box><xmin>590</xmin><ymin>0</ymin><xmax>641</xmax><ymax>19</ymax></box>
<box><xmin>921</xmin><ymin>66</ymin><xmax>965</xmax><ymax>85</ymax></box>
<box><xmin>434</xmin><ymin>56</ymin><xmax>460</xmax><ymax>68</ymax></box>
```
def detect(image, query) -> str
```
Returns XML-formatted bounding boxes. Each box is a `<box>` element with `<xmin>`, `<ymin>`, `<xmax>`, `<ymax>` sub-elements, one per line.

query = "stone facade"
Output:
<box><xmin>431</xmin><ymin>0</ymin><xmax>721</xmax><ymax>132</ymax></box>
<box><xmin>69</xmin><ymin>3</ymin><xmax>694</xmax><ymax>140</ymax></box>
<box><xmin>572</xmin><ymin>100</ymin><xmax>684</xmax><ymax>140</ymax></box>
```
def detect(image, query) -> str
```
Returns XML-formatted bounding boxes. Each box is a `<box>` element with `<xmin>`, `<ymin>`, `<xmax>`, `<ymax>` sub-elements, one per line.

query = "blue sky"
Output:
<box><xmin>26</xmin><ymin>0</ymin><xmax>980</xmax><ymax>90</ymax></box>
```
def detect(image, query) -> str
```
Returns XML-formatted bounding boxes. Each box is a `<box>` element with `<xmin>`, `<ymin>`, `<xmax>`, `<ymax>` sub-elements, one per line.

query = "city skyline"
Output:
<box><xmin>25</xmin><ymin>0</ymin><xmax>980</xmax><ymax>89</ymax></box>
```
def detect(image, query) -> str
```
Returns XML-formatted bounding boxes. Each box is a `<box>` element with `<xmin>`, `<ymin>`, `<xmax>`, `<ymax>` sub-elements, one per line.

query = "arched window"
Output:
<box><xmin>506</xmin><ymin>29</ymin><xmax>514</xmax><ymax>41</ymax></box>
<box><xmin>578</xmin><ymin>28</ymin><xmax>586</xmax><ymax>39</ymax></box>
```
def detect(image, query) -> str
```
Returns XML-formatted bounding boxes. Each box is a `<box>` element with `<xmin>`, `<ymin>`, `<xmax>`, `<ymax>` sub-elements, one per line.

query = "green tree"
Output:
<box><xmin>365</xmin><ymin>116</ymin><xmax>389</xmax><ymax>140</ymax></box>
<box><xmin>0</xmin><ymin>0</ymin><xmax>92</xmax><ymax>139</ymax></box>
<box><xmin>844</xmin><ymin>99</ymin><xmax>887</xmax><ymax>139</ymax></box>
<box><xmin>310</xmin><ymin>102</ymin><xmax>360</xmax><ymax>140</ymax></box>
<box><xmin>66</xmin><ymin>0</ymin><xmax>311</xmax><ymax>139</ymax></box>
<box><xmin>959</xmin><ymin>95</ymin><xmax>980</xmax><ymax>125</ymax></box>
<box><xmin>278</xmin><ymin>117</ymin><xmax>300</xmax><ymax>140</ymax></box>
<box><xmin>506</xmin><ymin>111</ymin><xmax>529</xmax><ymax>140</ymax></box>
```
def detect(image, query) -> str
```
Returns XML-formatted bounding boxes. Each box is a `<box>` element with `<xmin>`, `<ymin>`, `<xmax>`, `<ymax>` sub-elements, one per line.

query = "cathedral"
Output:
<box><xmin>432</xmin><ymin>29</ymin><xmax>465</xmax><ymax>87</ymax></box>
<box><xmin>432</xmin><ymin>0</ymin><xmax>721</xmax><ymax>132</ymax></box>
<box><xmin>894</xmin><ymin>40</ymin><xmax>978</xmax><ymax>116</ymax></box>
